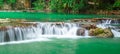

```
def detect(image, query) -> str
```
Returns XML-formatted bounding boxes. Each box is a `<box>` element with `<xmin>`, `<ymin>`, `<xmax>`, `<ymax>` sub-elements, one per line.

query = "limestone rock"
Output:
<box><xmin>82</xmin><ymin>24</ymin><xmax>96</xmax><ymax>30</ymax></box>
<box><xmin>89</xmin><ymin>28</ymin><xmax>114</xmax><ymax>38</ymax></box>
<box><xmin>76</xmin><ymin>28</ymin><xmax>85</xmax><ymax>36</ymax></box>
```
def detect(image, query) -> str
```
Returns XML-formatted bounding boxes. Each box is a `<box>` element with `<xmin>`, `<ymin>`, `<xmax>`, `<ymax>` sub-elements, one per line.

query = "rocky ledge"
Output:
<box><xmin>0</xmin><ymin>18</ymin><xmax>37</xmax><ymax>31</ymax></box>
<box><xmin>0</xmin><ymin>18</ymin><xmax>116</xmax><ymax>38</ymax></box>
<box><xmin>73</xmin><ymin>18</ymin><xmax>115</xmax><ymax>38</ymax></box>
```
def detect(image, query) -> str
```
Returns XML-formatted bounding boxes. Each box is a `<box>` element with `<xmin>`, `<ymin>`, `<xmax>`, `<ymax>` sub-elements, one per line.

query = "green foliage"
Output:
<box><xmin>0</xmin><ymin>0</ymin><xmax>16</xmax><ymax>9</ymax></box>
<box><xmin>0</xmin><ymin>0</ymin><xmax>3</xmax><ymax>6</ymax></box>
<box><xmin>7</xmin><ymin>0</ymin><xmax>16</xmax><ymax>4</ymax></box>
<box><xmin>113</xmin><ymin>0</ymin><xmax>120</xmax><ymax>8</ymax></box>
<box><xmin>33</xmin><ymin>0</ymin><xmax>46</xmax><ymax>10</ymax></box>
<box><xmin>33</xmin><ymin>0</ymin><xmax>88</xmax><ymax>13</ymax></box>
<box><xmin>49</xmin><ymin>0</ymin><xmax>88</xmax><ymax>13</ymax></box>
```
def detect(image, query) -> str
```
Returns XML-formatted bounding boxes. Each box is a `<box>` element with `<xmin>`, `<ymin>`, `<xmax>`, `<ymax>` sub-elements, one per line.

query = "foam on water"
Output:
<box><xmin>0</xmin><ymin>35</ymin><xmax>93</xmax><ymax>45</ymax></box>
<box><xmin>111</xmin><ymin>30</ymin><xmax>120</xmax><ymax>37</ymax></box>
<box><xmin>0</xmin><ymin>38</ymin><xmax>50</xmax><ymax>45</ymax></box>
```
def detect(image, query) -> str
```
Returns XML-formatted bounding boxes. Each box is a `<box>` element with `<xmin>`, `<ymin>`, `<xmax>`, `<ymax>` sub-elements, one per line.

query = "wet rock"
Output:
<box><xmin>76</xmin><ymin>28</ymin><xmax>85</xmax><ymax>36</ymax></box>
<box><xmin>0</xmin><ymin>19</ymin><xmax>10</xmax><ymax>23</ymax></box>
<box><xmin>53</xmin><ymin>22</ymin><xmax>64</xmax><ymax>28</ymax></box>
<box><xmin>0</xmin><ymin>26</ymin><xmax>8</xmax><ymax>31</ymax></box>
<box><xmin>71</xmin><ymin>19</ymin><xmax>81</xmax><ymax>22</ymax></box>
<box><xmin>91</xmin><ymin>19</ymin><xmax>97</xmax><ymax>22</ymax></box>
<box><xmin>82</xmin><ymin>24</ymin><xmax>96</xmax><ymax>30</ymax></box>
<box><xmin>71</xmin><ymin>19</ymin><xmax>97</xmax><ymax>23</ymax></box>
<box><xmin>0</xmin><ymin>18</ymin><xmax>27</xmax><ymax>23</ymax></box>
<box><xmin>0</xmin><ymin>19</ymin><xmax>35</xmax><ymax>29</ymax></box>
<box><xmin>55</xmin><ymin>22</ymin><xmax>64</xmax><ymax>25</ymax></box>
<box><xmin>89</xmin><ymin>28</ymin><xmax>114</xmax><ymax>38</ymax></box>
<box><xmin>102</xmin><ymin>29</ymin><xmax>114</xmax><ymax>38</ymax></box>
<box><xmin>82</xmin><ymin>24</ymin><xmax>91</xmax><ymax>30</ymax></box>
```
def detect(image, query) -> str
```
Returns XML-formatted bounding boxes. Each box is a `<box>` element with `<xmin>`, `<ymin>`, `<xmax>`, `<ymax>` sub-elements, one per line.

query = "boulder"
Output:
<box><xmin>76</xmin><ymin>28</ymin><xmax>85</xmax><ymax>36</ymax></box>
<box><xmin>101</xmin><ymin>29</ymin><xmax>114</xmax><ymax>38</ymax></box>
<box><xmin>89</xmin><ymin>28</ymin><xmax>114</xmax><ymax>38</ymax></box>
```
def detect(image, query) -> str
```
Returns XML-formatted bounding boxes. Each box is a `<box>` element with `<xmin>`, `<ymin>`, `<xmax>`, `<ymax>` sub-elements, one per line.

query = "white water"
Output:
<box><xmin>111</xmin><ymin>30</ymin><xmax>120</xmax><ymax>37</ymax></box>
<box><xmin>0</xmin><ymin>19</ymin><xmax>120</xmax><ymax>44</ymax></box>
<box><xmin>85</xmin><ymin>30</ymin><xmax>89</xmax><ymax>36</ymax></box>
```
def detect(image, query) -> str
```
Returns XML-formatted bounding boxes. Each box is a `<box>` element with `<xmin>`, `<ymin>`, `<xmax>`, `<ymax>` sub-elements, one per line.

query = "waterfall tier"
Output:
<box><xmin>0</xmin><ymin>19</ymin><xmax>120</xmax><ymax>43</ymax></box>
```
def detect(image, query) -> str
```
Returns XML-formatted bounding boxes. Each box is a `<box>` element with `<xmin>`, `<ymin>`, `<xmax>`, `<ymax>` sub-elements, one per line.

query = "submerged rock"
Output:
<box><xmin>89</xmin><ymin>28</ymin><xmax>114</xmax><ymax>38</ymax></box>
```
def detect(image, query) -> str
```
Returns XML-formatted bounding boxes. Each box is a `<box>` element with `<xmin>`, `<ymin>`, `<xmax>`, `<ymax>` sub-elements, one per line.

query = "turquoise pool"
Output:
<box><xmin>0</xmin><ymin>38</ymin><xmax>120</xmax><ymax>54</ymax></box>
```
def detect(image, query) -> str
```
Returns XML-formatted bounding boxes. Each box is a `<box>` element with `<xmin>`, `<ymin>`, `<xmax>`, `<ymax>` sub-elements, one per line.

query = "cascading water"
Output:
<box><xmin>0</xmin><ymin>19</ymin><xmax>120</xmax><ymax>43</ymax></box>
<box><xmin>97</xmin><ymin>19</ymin><xmax>120</xmax><ymax>37</ymax></box>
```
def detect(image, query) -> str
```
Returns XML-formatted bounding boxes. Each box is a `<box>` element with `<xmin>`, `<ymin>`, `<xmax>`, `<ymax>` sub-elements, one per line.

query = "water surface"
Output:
<box><xmin>0</xmin><ymin>38</ymin><xmax>120</xmax><ymax>54</ymax></box>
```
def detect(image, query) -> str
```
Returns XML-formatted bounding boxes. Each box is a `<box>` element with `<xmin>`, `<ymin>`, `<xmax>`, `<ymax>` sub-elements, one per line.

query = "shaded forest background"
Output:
<box><xmin>0</xmin><ymin>0</ymin><xmax>120</xmax><ymax>14</ymax></box>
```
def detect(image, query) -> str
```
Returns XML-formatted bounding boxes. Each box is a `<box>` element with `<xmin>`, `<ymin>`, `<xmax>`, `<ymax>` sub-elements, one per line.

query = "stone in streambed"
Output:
<box><xmin>76</xmin><ymin>28</ymin><xmax>85</xmax><ymax>36</ymax></box>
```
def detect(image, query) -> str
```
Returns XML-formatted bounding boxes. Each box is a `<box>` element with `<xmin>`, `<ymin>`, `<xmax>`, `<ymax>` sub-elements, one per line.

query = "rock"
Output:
<box><xmin>82</xmin><ymin>24</ymin><xmax>91</xmax><ymax>30</ymax></box>
<box><xmin>52</xmin><ymin>22</ymin><xmax>64</xmax><ymax>27</ymax></box>
<box><xmin>0</xmin><ymin>19</ymin><xmax>10</xmax><ymax>23</ymax></box>
<box><xmin>89</xmin><ymin>29</ymin><xmax>95</xmax><ymax>36</ymax></box>
<box><xmin>76</xmin><ymin>28</ymin><xmax>85</xmax><ymax>36</ymax></box>
<box><xmin>91</xmin><ymin>19</ymin><xmax>97</xmax><ymax>22</ymax></box>
<box><xmin>0</xmin><ymin>26</ymin><xmax>7</xmax><ymax>31</ymax></box>
<box><xmin>102</xmin><ymin>29</ymin><xmax>114</xmax><ymax>38</ymax></box>
<box><xmin>89</xmin><ymin>28</ymin><xmax>114</xmax><ymax>38</ymax></box>
<box><xmin>55</xmin><ymin>22</ymin><xmax>64</xmax><ymax>25</ymax></box>
<box><xmin>82</xmin><ymin>24</ymin><xmax>96</xmax><ymax>30</ymax></box>
<box><xmin>0</xmin><ymin>19</ymin><xmax>36</xmax><ymax>29</ymax></box>
<box><xmin>71</xmin><ymin>19</ymin><xmax>81</xmax><ymax>22</ymax></box>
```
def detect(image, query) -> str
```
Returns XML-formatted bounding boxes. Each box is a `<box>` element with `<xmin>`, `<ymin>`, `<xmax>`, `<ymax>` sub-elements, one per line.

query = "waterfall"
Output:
<box><xmin>0</xmin><ymin>19</ymin><xmax>120</xmax><ymax>43</ymax></box>
<box><xmin>7</xmin><ymin>28</ymin><xmax>16</xmax><ymax>41</ymax></box>
<box><xmin>111</xmin><ymin>30</ymin><xmax>120</xmax><ymax>37</ymax></box>
<box><xmin>14</xmin><ymin>27</ymin><xmax>23</xmax><ymax>41</ymax></box>
<box><xmin>97</xmin><ymin>19</ymin><xmax>120</xmax><ymax>37</ymax></box>
<box><xmin>0</xmin><ymin>22</ymin><xmax>81</xmax><ymax>43</ymax></box>
<box><xmin>85</xmin><ymin>30</ymin><xmax>89</xmax><ymax>36</ymax></box>
<box><xmin>0</xmin><ymin>31</ymin><xmax>5</xmax><ymax>42</ymax></box>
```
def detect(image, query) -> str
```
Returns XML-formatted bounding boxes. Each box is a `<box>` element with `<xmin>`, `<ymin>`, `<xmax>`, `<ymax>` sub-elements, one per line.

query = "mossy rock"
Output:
<box><xmin>89</xmin><ymin>28</ymin><xmax>114</xmax><ymax>38</ymax></box>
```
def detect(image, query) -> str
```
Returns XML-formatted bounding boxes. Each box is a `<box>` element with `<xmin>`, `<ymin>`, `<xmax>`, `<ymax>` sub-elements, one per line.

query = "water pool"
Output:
<box><xmin>0</xmin><ymin>38</ymin><xmax>120</xmax><ymax>54</ymax></box>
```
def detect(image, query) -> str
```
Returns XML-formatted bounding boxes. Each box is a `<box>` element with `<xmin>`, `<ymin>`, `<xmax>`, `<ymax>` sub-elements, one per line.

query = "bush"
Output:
<box><xmin>33</xmin><ymin>0</ymin><xmax>88</xmax><ymax>13</ymax></box>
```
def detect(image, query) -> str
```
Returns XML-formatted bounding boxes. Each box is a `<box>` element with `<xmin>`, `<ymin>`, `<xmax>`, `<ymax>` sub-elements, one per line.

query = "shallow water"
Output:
<box><xmin>0</xmin><ymin>38</ymin><xmax>120</xmax><ymax>54</ymax></box>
